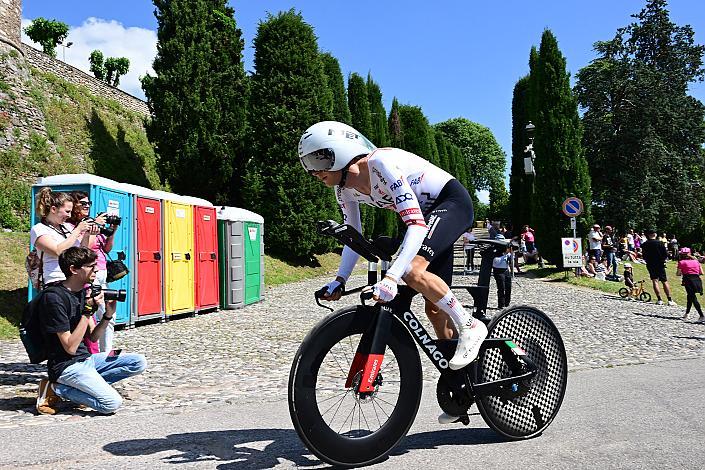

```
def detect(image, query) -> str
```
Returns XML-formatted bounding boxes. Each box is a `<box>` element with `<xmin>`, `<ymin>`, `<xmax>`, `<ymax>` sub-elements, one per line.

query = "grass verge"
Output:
<box><xmin>522</xmin><ymin>260</ymin><xmax>689</xmax><ymax>307</ymax></box>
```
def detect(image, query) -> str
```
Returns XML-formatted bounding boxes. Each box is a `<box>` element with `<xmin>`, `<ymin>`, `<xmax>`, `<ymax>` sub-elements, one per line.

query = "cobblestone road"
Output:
<box><xmin>1</xmin><ymin>272</ymin><xmax>704</xmax><ymax>429</ymax></box>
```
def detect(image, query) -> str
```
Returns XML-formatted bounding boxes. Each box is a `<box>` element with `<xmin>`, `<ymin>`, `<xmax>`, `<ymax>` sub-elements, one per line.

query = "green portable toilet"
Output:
<box><xmin>216</xmin><ymin>207</ymin><xmax>264</xmax><ymax>309</ymax></box>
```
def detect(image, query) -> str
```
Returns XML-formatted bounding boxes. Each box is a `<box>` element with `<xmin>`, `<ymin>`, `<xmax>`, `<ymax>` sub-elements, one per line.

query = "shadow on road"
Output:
<box><xmin>104</xmin><ymin>429</ymin><xmax>319</xmax><ymax>469</ymax></box>
<box><xmin>103</xmin><ymin>426</ymin><xmax>508</xmax><ymax>468</ymax></box>
<box><xmin>631</xmin><ymin>312</ymin><xmax>684</xmax><ymax>321</ymax></box>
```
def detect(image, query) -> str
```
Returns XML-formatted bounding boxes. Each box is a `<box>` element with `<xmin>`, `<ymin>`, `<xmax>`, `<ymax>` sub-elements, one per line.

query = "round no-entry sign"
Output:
<box><xmin>562</xmin><ymin>197</ymin><xmax>583</xmax><ymax>217</ymax></box>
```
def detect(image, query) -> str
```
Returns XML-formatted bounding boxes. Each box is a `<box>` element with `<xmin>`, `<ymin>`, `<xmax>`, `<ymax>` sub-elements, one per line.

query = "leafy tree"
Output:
<box><xmin>320</xmin><ymin>52</ymin><xmax>352</xmax><ymax>124</ymax></box>
<box><xmin>397</xmin><ymin>105</ymin><xmax>435</xmax><ymax>159</ymax></box>
<box><xmin>509</xmin><ymin>75</ymin><xmax>533</xmax><ymax>229</ymax></box>
<box><xmin>89</xmin><ymin>50</ymin><xmax>105</xmax><ymax>80</ymax></box>
<box><xmin>24</xmin><ymin>18</ymin><xmax>69</xmax><ymax>57</ymax></box>
<box><xmin>104</xmin><ymin>57</ymin><xmax>130</xmax><ymax>86</ymax></box>
<box><xmin>434</xmin><ymin>117</ymin><xmax>506</xmax><ymax>192</ymax></box>
<box><xmin>575</xmin><ymin>0</ymin><xmax>705</xmax><ymax>238</ymax></box>
<box><xmin>347</xmin><ymin>72</ymin><xmax>373</xmax><ymax>136</ymax></box>
<box><xmin>532</xmin><ymin>29</ymin><xmax>591</xmax><ymax>266</ymax></box>
<box><xmin>489</xmin><ymin>178</ymin><xmax>510</xmax><ymax>222</ymax></box>
<box><xmin>244</xmin><ymin>10</ymin><xmax>336</xmax><ymax>260</ymax></box>
<box><xmin>142</xmin><ymin>0</ymin><xmax>249</xmax><ymax>205</ymax></box>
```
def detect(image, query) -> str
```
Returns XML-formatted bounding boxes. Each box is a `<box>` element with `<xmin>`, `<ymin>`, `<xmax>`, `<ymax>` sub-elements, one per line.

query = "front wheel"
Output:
<box><xmin>288</xmin><ymin>305</ymin><xmax>422</xmax><ymax>467</ymax></box>
<box><xmin>639</xmin><ymin>291</ymin><xmax>651</xmax><ymax>302</ymax></box>
<box><xmin>474</xmin><ymin>305</ymin><xmax>567</xmax><ymax>439</ymax></box>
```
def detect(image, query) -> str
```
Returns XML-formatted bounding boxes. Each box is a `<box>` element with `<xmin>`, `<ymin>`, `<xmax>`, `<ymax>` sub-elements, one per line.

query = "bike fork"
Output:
<box><xmin>346</xmin><ymin>306</ymin><xmax>392</xmax><ymax>393</ymax></box>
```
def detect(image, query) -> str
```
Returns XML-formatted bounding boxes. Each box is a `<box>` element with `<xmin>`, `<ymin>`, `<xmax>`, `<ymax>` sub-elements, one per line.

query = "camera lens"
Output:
<box><xmin>103</xmin><ymin>288</ymin><xmax>127</xmax><ymax>302</ymax></box>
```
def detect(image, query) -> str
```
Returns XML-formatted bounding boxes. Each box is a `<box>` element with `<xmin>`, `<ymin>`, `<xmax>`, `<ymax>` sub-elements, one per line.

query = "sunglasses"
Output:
<box><xmin>79</xmin><ymin>200</ymin><xmax>92</xmax><ymax>207</ymax></box>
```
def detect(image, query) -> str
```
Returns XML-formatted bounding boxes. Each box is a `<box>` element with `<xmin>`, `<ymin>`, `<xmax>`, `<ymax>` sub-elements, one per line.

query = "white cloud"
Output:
<box><xmin>21</xmin><ymin>17</ymin><xmax>156</xmax><ymax>100</ymax></box>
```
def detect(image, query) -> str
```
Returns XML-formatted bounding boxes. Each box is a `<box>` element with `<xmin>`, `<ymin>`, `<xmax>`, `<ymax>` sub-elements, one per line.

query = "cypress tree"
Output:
<box><xmin>244</xmin><ymin>10</ymin><xmax>336</xmax><ymax>260</ymax></box>
<box><xmin>397</xmin><ymin>105</ymin><xmax>435</xmax><ymax>158</ymax></box>
<box><xmin>320</xmin><ymin>52</ymin><xmax>352</xmax><ymax>124</ymax></box>
<box><xmin>142</xmin><ymin>0</ymin><xmax>248</xmax><ymax>204</ymax></box>
<box><xmin>388</xmin><ymin>98</ymin><xmax>403</xmax><ymax>148</ymax></box>
<box><xmin>367</xmin><ymin>73</ymin><xmax>390</xmax><ymax>147</ymax></box>
<box><xmin>532</xmin><ymin>29</ymin><xmax>592</xmax><ymax>266</ymax></box>
<box><xmin>509</xmin><ymin>75</ymin><xmax>533</xmax><ymax>229</ymax></box>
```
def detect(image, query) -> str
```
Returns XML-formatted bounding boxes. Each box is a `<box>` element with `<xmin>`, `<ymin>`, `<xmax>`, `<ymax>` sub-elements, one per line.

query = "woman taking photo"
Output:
<box><xmin>30</xmin><ymin>187</ymin><xmax>92</xmax><ymax>287</ymax></box>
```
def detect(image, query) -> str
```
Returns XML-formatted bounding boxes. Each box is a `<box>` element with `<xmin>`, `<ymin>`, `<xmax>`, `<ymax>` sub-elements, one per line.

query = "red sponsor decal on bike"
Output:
<box><xmin>358</xmin><ymin>354</ymin><xmax>385</xmax><ymax>393</ymax></box>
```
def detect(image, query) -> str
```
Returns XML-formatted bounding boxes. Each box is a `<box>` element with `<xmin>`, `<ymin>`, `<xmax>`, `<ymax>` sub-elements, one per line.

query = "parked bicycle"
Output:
<box><xmin>288</xmin><ymin>220</ymin><xmax>568</xmax><ymax>467</ymax></box>
<box><xmin>619</xmin><ymin>279</ymin><xmax>651</xmax><ymax>302</ymax></box>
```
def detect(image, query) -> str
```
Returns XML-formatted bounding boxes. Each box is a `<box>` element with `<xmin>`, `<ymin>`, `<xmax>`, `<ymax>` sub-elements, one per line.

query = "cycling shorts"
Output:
<box><xmin>418</xmin><ymin>179</ymin><xmax>474</xmax><ymax>285</ymax></box>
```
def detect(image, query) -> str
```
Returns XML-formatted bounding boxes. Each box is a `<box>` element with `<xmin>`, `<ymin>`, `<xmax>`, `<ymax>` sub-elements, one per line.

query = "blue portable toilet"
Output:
<box><xmin>30</xmin><ymin>174</ymin><xmax>134</xmax><ymax>326</ymax></box>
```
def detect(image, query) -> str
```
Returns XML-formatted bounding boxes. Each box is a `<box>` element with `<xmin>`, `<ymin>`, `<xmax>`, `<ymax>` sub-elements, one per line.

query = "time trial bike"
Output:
<box><xmin>288</xmin><ymin>220</ymin><xmax>568</xmax><ymax>467</ymax></box>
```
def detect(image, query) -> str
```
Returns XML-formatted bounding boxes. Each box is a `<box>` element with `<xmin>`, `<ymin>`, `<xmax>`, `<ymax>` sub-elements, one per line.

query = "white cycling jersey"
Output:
<box><xmin>335</xmin><ymin>147</ymin><xmax>454</xmax><ymax>282</ymax></box>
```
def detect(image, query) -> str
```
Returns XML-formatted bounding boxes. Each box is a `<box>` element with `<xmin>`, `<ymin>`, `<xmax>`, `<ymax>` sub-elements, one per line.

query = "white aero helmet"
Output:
<box><xmin>298</xmin><ymin>121</ymin><xmax>376</xmax><ymax>172</ymax></box>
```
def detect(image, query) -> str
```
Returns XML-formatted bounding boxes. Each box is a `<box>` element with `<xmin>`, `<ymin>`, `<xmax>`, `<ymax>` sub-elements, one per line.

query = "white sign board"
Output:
<box><xmin>561</xmin><ymin>238</ymin><xmax>583</xmax><ymax>268</ymax></box>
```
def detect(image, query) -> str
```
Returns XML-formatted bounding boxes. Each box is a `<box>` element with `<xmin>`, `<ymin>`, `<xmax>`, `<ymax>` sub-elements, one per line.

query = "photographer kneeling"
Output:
<box><xmin>36</xmin><ymin>247</ymin><xmax>147</xmax><ymax>415</ymax></box>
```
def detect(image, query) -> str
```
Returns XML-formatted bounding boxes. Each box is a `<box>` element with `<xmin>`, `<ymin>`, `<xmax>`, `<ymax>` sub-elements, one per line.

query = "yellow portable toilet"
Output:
<box><xmin>155</xmin><ymin>191</ymin><xmax>195</xmax><ymax>316</ymax></box>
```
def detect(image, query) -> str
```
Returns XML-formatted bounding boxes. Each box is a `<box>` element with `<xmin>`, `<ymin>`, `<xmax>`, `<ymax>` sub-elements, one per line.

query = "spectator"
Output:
<box><xmin>668</xmin><ymin>234</ymin><xmax>679</xmax><ymax>261</ymax></box>
<box><xmin>623</xmin><ymin>263</ymin><xmax>635</xmax><ymax>299</ymax></box>
<box><xmin>602</xmin><ymin>226</ymin><xmax>618</xmax><ymax>277</ymax></box>
<box><xmin>68</xmin><ymin>192</ymin><xmax>117</xmax><ymax>353</ymax></box>
<box><xmin>633</xmin><ymin>230</ymin><xmax>642</xmax><ymax>251</ymax></box>
<box><xmin>594</xmin><ymin>258</ymin><xmax>608</xmax><ymax>281</ymax></box>
<box><xmin>588</xmin><ymin>224</ymin><xmax>603</xmax><ymax>262</ymax></box>
<box><xmin>627</xmin><ymin>229</ymin><xmax>635</xmax><ymax>252</ymax></box>
<box><xmin>676</xmin><ymin>247</ymin><xmax>704</xmax><ymax>322</ymax></box>
<box><xmin>658</xmin><ymin>232</ymin><xmax>669</xmax><ymax>250</ymax></box>
<box><xmin>586</xmin><ymin>257</ymin><xmax>598</xmax><ymax>277</ymax></box>
<box><xmin>30</xmin><ymin>188</ymin><xmax>92</xmax><ymax>288</ymax></box>
<box><xmin>520</xmin><ymin>225</ymin><xmax>545</xmax><ymax>267</ymax></box>
<box><xmin>492</xmin><ymin>237</ymin><xmax>513</xmax><ymax>308</ymax></box>
<box><xmin>641</xmin><ymin>230</ymin><xmax>676</xmax><ymax>306</ymax></box>
<box><xmin>488</xmin><ymin>221</ymin><xmax>500</xmax><ymax>240</ymax></box>
<box><xmin>35</xmin><ymin>247</ymin><xmax>147</xmax><ymax>415</ymax></box>
<box><xmin>462</xmin><ymin>230</ymin><xmax>476</xmax><ymax>274</ymax></box>
<box><xmin>577</xmin><ymin>255</ymin><xmax>595</xmax><ymax>277</ymax></box>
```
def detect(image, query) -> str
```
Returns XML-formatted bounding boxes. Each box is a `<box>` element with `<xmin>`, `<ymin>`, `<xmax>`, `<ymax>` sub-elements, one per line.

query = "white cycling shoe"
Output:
<box><xmin>448</xmin><ymin>318</ymin><xmax>488</xmax><ymax>370</ymax></box>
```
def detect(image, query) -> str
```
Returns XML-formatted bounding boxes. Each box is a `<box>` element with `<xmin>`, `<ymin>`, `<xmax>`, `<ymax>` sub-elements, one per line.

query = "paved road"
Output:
<box><xmin>1</xmin><ymin>356</ymin><xmax>704</xmax><ymax>469</ymax></box>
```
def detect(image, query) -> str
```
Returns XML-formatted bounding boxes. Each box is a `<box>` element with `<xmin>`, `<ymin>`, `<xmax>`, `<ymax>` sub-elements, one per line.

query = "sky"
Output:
<box><xmin>20</xmin><ymin>1</ymin><xmax>705</xmax><ymax>201</ymax></box>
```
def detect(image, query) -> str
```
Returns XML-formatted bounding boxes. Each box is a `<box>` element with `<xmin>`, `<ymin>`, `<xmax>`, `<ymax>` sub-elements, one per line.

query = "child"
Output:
<box><xmin>492</xmin><ymin>238</ymin><xmax>513</xmax><ymax>309</ymax></box>
<box><xmin>623</xmin><ymin>263</ymin><xmax>635</xmax><ymax>299</ymax></box>
<box><xmin>676</xmin><ymin>247</ymin><xmax>704</xmax><ymax>322</ymax></box>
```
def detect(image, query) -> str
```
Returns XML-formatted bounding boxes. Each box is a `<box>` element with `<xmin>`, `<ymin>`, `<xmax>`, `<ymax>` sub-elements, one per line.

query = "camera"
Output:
<box><xmin>88</xmin><ymin>284</ymin><xmax>127</xmax><ymax>302</ymax></box>
<box><xmin>83</xmin><ymin>214</ymin><xmax>120</xmax><ymax>237</ymax></box>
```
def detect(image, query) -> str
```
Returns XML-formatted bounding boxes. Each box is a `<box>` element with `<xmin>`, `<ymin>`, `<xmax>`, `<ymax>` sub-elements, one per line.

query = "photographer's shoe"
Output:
<box><xmin>449</xmin><ymin>318</ymin><xmax>488</xmax><ymax>370</ymax></box>
<box><xmin>36</xmin><ymin>379</ymin><xmax>60</xmax><ymax>415</ymax></box>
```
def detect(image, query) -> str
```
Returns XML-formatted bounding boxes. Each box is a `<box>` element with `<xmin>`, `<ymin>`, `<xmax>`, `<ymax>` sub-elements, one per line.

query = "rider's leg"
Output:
<box><xmin>403</xmin><ymin>255</ymin><xmax>486</xmax><ymax>370</ymax></box>
<box><xmin>424</xmin><ymin>300</ymin><xmax>455</xmax><ymax>339</ymax></box>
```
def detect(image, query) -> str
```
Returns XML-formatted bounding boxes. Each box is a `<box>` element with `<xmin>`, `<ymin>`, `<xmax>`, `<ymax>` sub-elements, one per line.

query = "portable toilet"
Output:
<box><xmin>30</xmin><ymin>174</ymin><xmax>134</xmax><ymax>326</ymax></box>
<box><xmin>180</xmin><ymin>196</ymin><xmax>219</xmax><ymax>313</ymax></box>
<box><xmin>216</xmin><ymin>206</ymin><xmax>264</xmax><ymax>309</ymax></box>
<box><xmin>118</xmin><ymin>183</ymin><xmax>164</xmax><ymax>325</ymax></box>
<box><xmin>154</xmin><ymin>191</ymin><xmax>195</xmax><ymax>317</ymax></box>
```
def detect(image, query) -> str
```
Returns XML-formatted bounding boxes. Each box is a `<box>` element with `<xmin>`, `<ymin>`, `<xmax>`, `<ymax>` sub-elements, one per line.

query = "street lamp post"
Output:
<box><xmin>523</xmin><ymin>121</ymin><xmax>536</xmax><ymax>176</ymax></box>
<box><xmin>60</xmin><ymin>41</ymin><xmax>73</xmax><ymax>62</ymax></box>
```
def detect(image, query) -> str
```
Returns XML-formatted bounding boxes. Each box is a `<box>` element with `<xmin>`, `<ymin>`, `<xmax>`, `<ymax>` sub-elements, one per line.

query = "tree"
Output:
<box><xmin>89</xmin><ymin>50</ymin><xmax>105</xmax><ymax>80</ymax></box>
<box><xmin>367</xmin><ymin>73</ymin><xmax>390</xmax><ymax>147</ymax></box>
<box><xmin>320</xmin><ymin>53</ymin><xmax>352</xmax><ymax>124</ymax></box>
<box><xmin>509</xmin><ymin>75</ymin><xmax>533</xmax><ymax>229</ymax></box>
<box><xmin>24</xmin><ymin>18</ymin><xmax>69</xmax><ymax>58</ymax></box>
<box><xmin>244</xmin><ymin>10</ymin><xmax>336</xmax><ymax>260</ymax></box>
<box><xmin>347</xmin><ymin>72</ymin><xmax>373</xmax><ymax>137</ymax></box>
<box><xmin>397</xmin><ymin>105</ymin><xmax>435</xmax><ymax>159</ymax></box>
<box><xmin>388</xmin><ymin>97</ymin><xmax>403</xmax><ymax>147</ymax></box>
<box><xmin>575</xmin><ymin>0</ymin><xmax>705</xmax><ymax>238</ymax></box>
<box><xmin>532</xmin><ymin>29</ymin><xmax>592</xmax><ymax>266</ymax></box>
<box><xmin>142</xmin><ymin>0</ymin><xmax>249</xmax><ymax>205</ymax></box>
<box><xmin>104</xmin><ymin>57</ymin><xmax>130</xmax><ymax>86</ymax></box>
<box><xmin>489</xmin><ymin>178</ymin><xmax>510</xmax><ymax>222</ymax></box>
<box><xmin>434</xmin><ymin>118</ymin><xmax>506</xmax><ymax>192</ymax></box>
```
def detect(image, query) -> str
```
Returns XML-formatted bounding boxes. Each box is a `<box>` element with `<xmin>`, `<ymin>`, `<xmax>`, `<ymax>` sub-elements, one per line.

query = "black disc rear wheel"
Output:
<box><xmin>289</xmin><ymin>306</ymin><xmax>422</xmax><ymax>467</ymax></box>
<box><xmin>474</xmin><ymin>305</ymin><xmax>567</xmax><ymax>439</ymax></box>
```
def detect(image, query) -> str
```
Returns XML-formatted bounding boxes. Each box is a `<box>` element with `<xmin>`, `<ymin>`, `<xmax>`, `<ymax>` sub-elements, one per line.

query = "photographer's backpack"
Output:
<box><xmin>19</xmin><ymin>286</ymin><xmax>71</xmax><ymax>364</ymax></box>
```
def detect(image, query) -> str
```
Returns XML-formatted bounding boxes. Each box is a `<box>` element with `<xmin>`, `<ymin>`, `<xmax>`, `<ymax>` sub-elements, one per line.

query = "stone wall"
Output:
<box><xmin>21</xmin><ymin>44</ymin><xmax>149</xmax><ymax>116</ymax></box>
<box><xmin>0</xmin><ymin>0</ymin><xmax>22</xmax><ymax>54</ymax></box>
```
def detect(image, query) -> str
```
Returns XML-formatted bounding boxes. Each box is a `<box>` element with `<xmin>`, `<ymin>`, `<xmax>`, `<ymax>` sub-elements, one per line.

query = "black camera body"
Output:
<box><xmin>83</xmin><ymin>214</ymin><xmax>121</xmax><ymax>237</ymax></box>
<box><xmin>88</xmin><ymin>284</ymin><xmax>127</xmax><ymax>302</ymax></box>
<box><xmin>104</xmin><ymin>214</ymin><xmax>122</xmax><ymax>226</ymax></box>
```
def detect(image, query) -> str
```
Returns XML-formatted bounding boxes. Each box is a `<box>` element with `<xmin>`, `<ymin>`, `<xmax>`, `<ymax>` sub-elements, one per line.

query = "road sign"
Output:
<box><xmin>562</xmin><ymin>197</ymin><xmax>583</xmax><ymax>217</ymax></box>
<box><xmin>561</xmin><ymin>237</ymin><xmax>583</xmax><ymax>268</ymax></box>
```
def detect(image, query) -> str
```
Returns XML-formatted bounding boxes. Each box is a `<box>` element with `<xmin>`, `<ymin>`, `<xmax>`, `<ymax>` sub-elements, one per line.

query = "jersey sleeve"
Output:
<box><xmin>335</xmin><ymin>187</ymin><xmax>361</xmax><ymax>282</ymax></box>
<box><xmin>371</xmin><ymin>157</ymin><xmax>428</xmax><ymax>282</ymax></box>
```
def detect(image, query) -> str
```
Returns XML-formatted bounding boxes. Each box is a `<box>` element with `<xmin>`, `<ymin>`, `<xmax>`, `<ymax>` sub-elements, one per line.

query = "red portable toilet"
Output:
<box><xmin>182</xmin><ymin>196</ymin><xmax>219</xmax><ymax>312</ymax></box>
<box><xmin>119</xmin><ymin>183</ymin><xmax>164</xmax><ymax>324</ymax></box>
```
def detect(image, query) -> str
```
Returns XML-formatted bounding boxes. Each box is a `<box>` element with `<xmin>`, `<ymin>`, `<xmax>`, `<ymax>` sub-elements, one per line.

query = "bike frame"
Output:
<box><xmin>315</xmin><ymin>221</ymin><xmax>536</xmax><ymax>398</ymax></box>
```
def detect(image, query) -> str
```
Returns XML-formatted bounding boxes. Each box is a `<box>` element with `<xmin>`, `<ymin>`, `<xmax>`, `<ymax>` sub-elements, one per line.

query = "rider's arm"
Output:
<box><xmin>372</xmin><ymin>159</ymin><xmax>428</xmax><ymax>282</ymax></box>
<box><xmin>336</xmin><ymin>196</ymin><xmax>361</xmax><ymax>283</ymax></box>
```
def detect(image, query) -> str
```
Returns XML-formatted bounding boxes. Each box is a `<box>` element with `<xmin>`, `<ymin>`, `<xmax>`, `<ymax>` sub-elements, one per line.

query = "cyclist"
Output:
<box><xmin>298</xmin><ymin>121</ymin><xmax>487</xmax><ymax>422</ymax></box>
